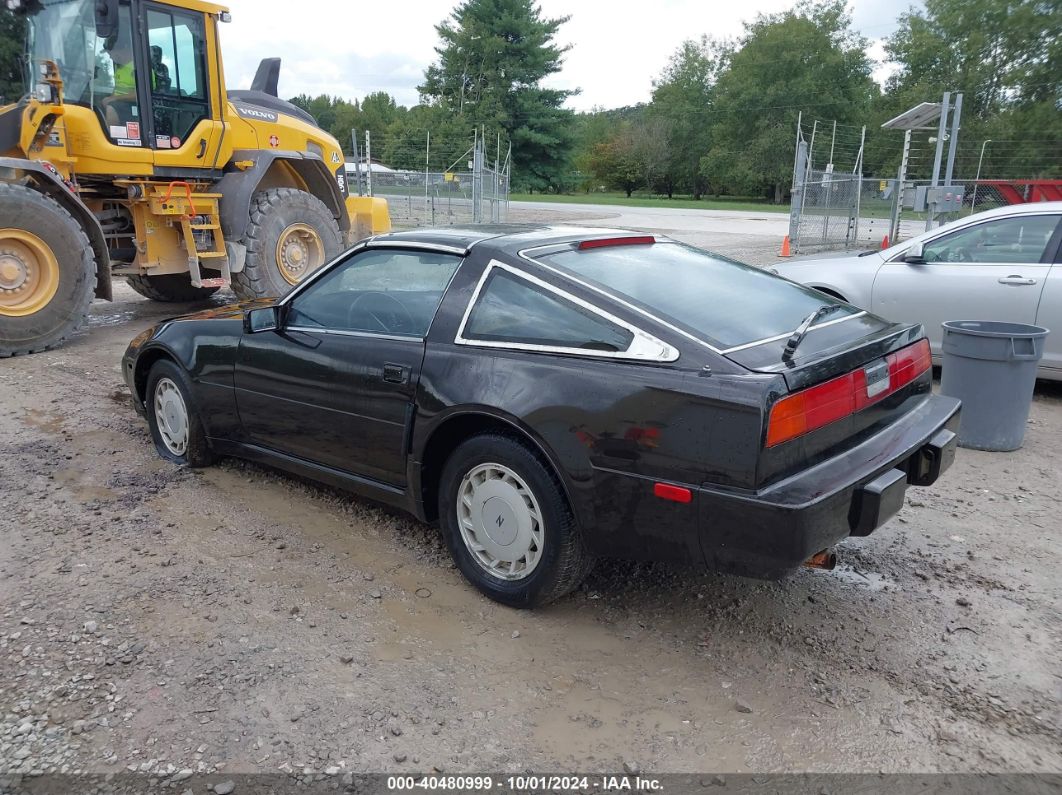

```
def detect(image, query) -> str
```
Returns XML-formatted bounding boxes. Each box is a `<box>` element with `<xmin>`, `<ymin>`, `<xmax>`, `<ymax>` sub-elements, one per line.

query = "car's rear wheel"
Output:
<box><xmin>145</xmin><ymin>359</ymin><xmax>214</xmax><ymax>467</ymax></box>
<box><xmin>439</xmin><ymin>434</ymin><xmax>593</xmax><ymax>607</ymax></box>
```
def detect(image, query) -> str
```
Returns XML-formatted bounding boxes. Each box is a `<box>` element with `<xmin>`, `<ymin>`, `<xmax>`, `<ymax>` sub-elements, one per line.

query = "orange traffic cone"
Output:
<box><xmin>880</xmin><ymin>234</ymin><xmax>890</xmax><ymax>249</ymax></box>
<box><xmin>779</xmin><ymin>235</ymin><xmax>792</xmax><ymax>257</ymax></box>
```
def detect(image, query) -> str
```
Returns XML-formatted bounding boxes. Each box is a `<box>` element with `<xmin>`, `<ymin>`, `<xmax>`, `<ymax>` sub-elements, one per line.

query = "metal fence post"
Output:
<box><xmin>350</xmin><ymin>129</ymin><xmax>364</xmax><ymax>196</ymax></box>
<box><xmin>851</xmin><ymin>126</ymin><xmax>866</xmax><ymax>245</ymax></box>
<box><xmin>472</xmin><ymin>129</ymin><xmax>483</xmax><ymax>224</ymax></box>
<box><xmin>890</xmin><ymin>129</ymin><xmax>912</xmax><ymax>243</ymax></box>
<box><xmin>364</xmin><ymin>130</ymin><xmax>373</xmax><ymax>198</ymax></box>
<box><xmin>944</xmin><ymin>92</ymin><xmax>963</xmax><ymax>186</ymax></box>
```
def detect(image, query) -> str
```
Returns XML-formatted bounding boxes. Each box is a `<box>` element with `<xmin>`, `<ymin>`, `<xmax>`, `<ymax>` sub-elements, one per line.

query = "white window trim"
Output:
<box><xmin>454</xmin><ymin>260</ymin><xmax>680</xmax><ymax>363</ymax></box>
<box><xmin>718</xmin><ymin>311</ymin><xmax>868</xmax><ymax>354</ymax></box>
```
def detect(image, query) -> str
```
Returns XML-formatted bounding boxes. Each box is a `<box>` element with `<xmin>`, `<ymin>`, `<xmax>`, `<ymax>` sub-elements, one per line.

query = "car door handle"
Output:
<box><xmin>998</xmin><ymin>275</ymin><xmax>1037</xmax><ymax>286</ymax></box>
<box><xmin>382</xmin><ymin>363</ymin><xmax>408</xmax><ymax>384</ymax></box>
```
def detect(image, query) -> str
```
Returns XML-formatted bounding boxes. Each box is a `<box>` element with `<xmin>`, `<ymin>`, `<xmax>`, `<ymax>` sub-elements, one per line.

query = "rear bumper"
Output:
<box><xmin>698</xmin><ymin>394</ymin><xmax>960</xmax><ymax>578</ymax></box>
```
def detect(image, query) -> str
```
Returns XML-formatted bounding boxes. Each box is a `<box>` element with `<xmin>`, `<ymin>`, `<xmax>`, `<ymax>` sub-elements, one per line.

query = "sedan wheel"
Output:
<box><xmin>145</xmin><ymin>360</ymin><xmax>214</xmax><ymax>468</ymax></box>
<box><xmin>457</xmin><ymin>463</ymin><xmax>544</xmax><ymax>581</ymax></box>
<box><xmin>439</xmin><ymin>434</ymin><xmax>593</xmax><ymax>608</ymax></box>
<box><xmin>153</xmin><ymin>377</ymin><xmax>189</xmax><ymax>456</ymax></box>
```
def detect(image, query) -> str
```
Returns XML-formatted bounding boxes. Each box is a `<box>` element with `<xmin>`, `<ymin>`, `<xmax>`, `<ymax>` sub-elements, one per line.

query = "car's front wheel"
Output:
<box><xmin>145</xmin><ymin>359</ymin><xmax>214</xmax><ymax>468</ymax></box>
<box><xmin>439</xmin><ymin>434</ymin><xmax>593</xmax><ymax>608</ymax></box>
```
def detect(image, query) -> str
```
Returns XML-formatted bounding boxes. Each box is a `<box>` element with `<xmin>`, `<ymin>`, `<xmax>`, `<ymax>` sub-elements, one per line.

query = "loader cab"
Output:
<box><xmin>23</xmin><ymin>0</ymin><xmax>227</xmax><ymax>170</ymax></box>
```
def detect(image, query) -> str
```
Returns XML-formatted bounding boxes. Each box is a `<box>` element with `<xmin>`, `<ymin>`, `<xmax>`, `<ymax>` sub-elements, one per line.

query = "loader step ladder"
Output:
<box><xmin>161</xmin><ymin>182</ymin><xmax>230</xmax><ymax>289</ymax></box>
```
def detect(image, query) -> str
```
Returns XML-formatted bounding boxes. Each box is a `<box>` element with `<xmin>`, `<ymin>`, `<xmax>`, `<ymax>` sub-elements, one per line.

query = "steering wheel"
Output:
<box><xmin>348</xmin><ymin>291</ymin><xmax>415</xmax><ymax>334</ymax></box>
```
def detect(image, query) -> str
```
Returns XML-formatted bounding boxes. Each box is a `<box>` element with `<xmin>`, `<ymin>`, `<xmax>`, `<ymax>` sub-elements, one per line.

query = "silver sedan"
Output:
<box><xmin>772</xmin><ymin>202</ymin><xmax>1061</xmax><ymax>380</ymax></box>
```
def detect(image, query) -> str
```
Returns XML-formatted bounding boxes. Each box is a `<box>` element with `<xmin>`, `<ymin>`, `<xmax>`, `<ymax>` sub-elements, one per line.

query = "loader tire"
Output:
<box><xmin>0</xmin><ymin>183</ymin><xmax>96</xmax><ymax>358</ymax></box>
<box><xmin>126</xmin><ymin>273</ymin><xmax>220</xmax><ymax>302</ymax></box>
<box><xmin>231</xmin><ymin>187</ymin><xmax>342</xmax><ymax>300</ymax></box>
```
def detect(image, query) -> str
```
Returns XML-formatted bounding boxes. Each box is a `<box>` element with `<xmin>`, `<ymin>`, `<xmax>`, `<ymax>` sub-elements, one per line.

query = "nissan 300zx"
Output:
<box><xmin>123</xmin><ymin>226</ymin><xmax>960</xmax><ymax>607</ymax></box>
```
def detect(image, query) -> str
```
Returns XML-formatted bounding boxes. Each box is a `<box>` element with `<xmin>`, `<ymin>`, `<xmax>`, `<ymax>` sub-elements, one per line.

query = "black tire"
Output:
<box><xmin>126</xmin><ymin>273</ymin><xmax>220</xmax><ymax>302</ymax></box>
<box><xmin>144</xmin><ymin>359</ymin><xmax>214</xmax><ymax>468</ymax></box>
<box><xmin>438</xmin><ymin>434</ymin><xmax>593</xmax><ymax>608</ymax></box>
<box><xmin>231</xmin><ymin>187</ymin><xmax>342</xmax><ymax>300</ymax></box>
<box><xmin>0</xmin><ymin>183</ymin><xmax>96</xmax><ymax>357</ymax></box>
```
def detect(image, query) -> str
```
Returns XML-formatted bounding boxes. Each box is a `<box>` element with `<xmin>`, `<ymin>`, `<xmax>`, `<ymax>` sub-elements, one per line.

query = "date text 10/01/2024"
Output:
<box><xmin>387</xmin><ymin>775</ymin><xmax>665</xmax><ymax>791</ymax></box>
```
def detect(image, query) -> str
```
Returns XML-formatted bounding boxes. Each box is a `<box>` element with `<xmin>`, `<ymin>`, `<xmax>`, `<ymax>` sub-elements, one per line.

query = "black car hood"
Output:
<box><xmin>165</xmin><ymin>297</ymin><xmax>276</xmax><ymax>324</ymax></box>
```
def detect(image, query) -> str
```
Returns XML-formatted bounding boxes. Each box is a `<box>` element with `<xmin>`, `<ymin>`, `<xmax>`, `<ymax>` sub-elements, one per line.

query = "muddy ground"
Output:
<box><xmin>1</xmin><ymin>205</ymin><xmax>1060</xmax><ymax>784</ymax></box>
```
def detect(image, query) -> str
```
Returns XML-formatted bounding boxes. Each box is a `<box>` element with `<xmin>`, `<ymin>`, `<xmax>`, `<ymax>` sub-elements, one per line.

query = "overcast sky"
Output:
<box><xmin>218</xmin><ymin>0</ymin><xmax>922</xmax><ymax>111</ymax></box>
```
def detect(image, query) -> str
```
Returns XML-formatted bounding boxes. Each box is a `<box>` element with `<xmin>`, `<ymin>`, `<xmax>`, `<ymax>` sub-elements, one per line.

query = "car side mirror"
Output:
<box><xmin>244</xmin><ymin>306</ymin><xmax>280</xmax><ymax>333</ymax></box>
<box><xmin>903</xmin><ymin>242</ymin><xmax>925</xmax><ymax>264</ymax></box>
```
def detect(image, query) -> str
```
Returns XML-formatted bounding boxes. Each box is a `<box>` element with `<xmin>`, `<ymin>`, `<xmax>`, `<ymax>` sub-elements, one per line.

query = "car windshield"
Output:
<box><xmin>536</xmin><ymin>241</ymin><xmax>858</xmax><ymax>349</ymax></box>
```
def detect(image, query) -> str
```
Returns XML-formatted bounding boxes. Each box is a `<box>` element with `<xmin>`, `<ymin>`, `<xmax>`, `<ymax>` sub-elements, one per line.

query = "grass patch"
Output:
<box><xmin>509</xmin><ymin>192</ymin><xmax>791</xmax><ymax>213</ymax></box>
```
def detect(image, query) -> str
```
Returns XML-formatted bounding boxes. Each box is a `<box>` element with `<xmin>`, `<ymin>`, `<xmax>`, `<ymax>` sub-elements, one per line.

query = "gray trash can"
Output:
<box><xmin>939</xmin><ymin>320</ymin><xmax>1049</xmax><ymax>451</ymax></box>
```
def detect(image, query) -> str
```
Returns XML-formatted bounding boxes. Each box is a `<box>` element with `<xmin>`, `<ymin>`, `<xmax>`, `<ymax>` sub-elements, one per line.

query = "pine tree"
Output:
<box><xmin>419</xmin><ymin>0</ymin><xmax>576</xmax><ymax>191</ymax></box>
<box><xmin>0</xmin><ymin>9</ymin><xmax>27</xmax><ymax>104</ymax></box>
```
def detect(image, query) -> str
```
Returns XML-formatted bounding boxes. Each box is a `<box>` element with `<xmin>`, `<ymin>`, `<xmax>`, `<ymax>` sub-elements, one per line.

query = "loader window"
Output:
<box><xmin>146</xmin><ymin>6</ymin><xmax>209</xmax><ymax>148</ymax></box>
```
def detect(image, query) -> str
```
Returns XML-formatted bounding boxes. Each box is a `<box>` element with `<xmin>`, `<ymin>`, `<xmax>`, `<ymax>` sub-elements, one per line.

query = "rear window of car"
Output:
<box><xmin>536</xmin><ymin>242</ymin><xmax>859</xmax><ymax>349</ymax></box>
<box><xmin>464</xmin><ymin>269</ymin><xmax>635</xmax><ymax>352</ymax></box>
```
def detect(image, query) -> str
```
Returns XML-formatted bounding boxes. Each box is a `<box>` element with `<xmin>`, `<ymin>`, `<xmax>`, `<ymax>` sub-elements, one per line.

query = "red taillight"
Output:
<box><xmin>577</xmin><ymin>235</ymin><xmax>655</xmax><ymax>250</ymax></box>
<box><xmin>766</xmin><ymin>339</ymin><xmax>932</xmax><ymax>448</ymax></box>
<box><xmin>889</xmin><ymin>337</ymin><xmax>933</xmax><ymax>390</ymax></box>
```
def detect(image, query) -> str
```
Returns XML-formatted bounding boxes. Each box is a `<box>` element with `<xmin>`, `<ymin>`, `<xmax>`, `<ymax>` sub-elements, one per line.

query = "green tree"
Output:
<box><xmin>359</xmin><ymin>92</ymin><xmax>402</xmax><ymax>135</ymax></box>
<box><xmin>0</xmin><ymin>9</ymin><xmax>26</xmax><ymax>104</ymax></box>
<box><xmin>419</xmin><ymin>0</ymin><xmax>576</xmax><ymax>191</ymax></box>
<box><xmin>570</xmin><ymin>107</ymin><xmax>614</xmax><ymax>191</ymax></box>
<box><xmin>630</xmin><ymin>116</ymin><xmax>671</xmax><ymax>194</ymax></box>
<box><xmin>701</xmin><ymin>0</ymin><xmax>875</xmax><ymax>202</ymax></box>
<box><xmin>650</xmin><ymin>36</ymin><xmax>725</xmax><ymax>198</ymax></box>
<box><xmin>878</xmin><ymin>0</ymin><xmax>1061</xmax><ymax>178</ymax></box>
<box><xmin>586</xmin><ymin>122</ymin><xmax>644</xmax><ymax>197</ymax></box>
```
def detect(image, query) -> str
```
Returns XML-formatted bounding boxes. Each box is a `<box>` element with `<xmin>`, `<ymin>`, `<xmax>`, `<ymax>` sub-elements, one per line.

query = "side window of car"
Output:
<box><xmin>462</xmin><ymin>268</ymin><xmax>635</xmax><ymax>353</ymax></box>
<box><xmin>287</xmin><ymin>249</ymin><xmax>462</xmax><ymax>336</ymax></box>
<box><xmin>921</xmin><ymin>215</ymin><xmax>1059</xmax><ymax>264</ymax></box>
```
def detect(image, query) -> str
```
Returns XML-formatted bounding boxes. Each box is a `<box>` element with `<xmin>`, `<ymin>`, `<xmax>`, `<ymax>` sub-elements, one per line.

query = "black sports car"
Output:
<box><xmin>123</xmin><ymin>226</ymin><xmax>960</xmax><ymax>607</ymax></box>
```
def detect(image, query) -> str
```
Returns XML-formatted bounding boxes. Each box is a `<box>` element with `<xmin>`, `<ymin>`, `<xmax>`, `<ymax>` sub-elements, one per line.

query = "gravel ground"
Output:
<box><xmin>1</xmin><ymin>208</ymin><xmax>1061</xmax><ymax>788</ymax></box>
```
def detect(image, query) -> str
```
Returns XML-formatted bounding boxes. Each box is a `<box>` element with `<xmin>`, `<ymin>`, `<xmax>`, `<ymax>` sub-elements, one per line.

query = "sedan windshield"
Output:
<box><xmin>536</xmin><ymin>241</ymin><xmax>858</xmax><ymax>349</ymax></box>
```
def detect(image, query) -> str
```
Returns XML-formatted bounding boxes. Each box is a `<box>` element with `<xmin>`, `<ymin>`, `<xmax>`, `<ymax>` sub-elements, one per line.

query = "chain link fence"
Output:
<box><xmin>347</xmin><ymin>130</ymin><xmax>510</xmax><ymax>230</ymax></box>
<box><xmin>789</xmin><ymin>116</ymin><xmax>1060</xmax><ymax>253</ymax></box>
<box><xmin>857</xmin><ymin>179</ymin><xmax>1038</xmax><ymax>246</ymax></box>
<box><xmin>788</xmin><ymin>118</ymin><xmax>866</xmax><ymax>254</ymax></box>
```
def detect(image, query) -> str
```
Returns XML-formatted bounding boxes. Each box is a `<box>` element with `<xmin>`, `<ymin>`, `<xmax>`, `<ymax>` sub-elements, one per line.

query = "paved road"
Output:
<box><xmin>507</xmin><ymin>200</ymin><xmax>791</xmax><ymax>264</ymax></box>
<box><xmin>506</xmin><ymin>200</ymin><xmax>927</xmax><ymax>266</ymax></box>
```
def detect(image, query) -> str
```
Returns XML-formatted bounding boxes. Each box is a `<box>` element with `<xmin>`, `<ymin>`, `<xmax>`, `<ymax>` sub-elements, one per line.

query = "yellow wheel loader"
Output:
<box><xmin>0</xmin><ymin>0</ymin><xmax>389</xmax><ymax>357</ymax></box>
